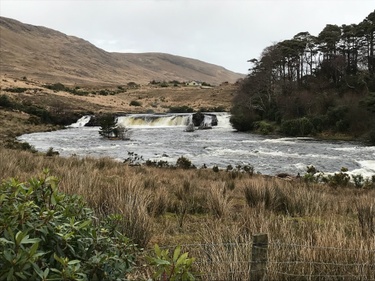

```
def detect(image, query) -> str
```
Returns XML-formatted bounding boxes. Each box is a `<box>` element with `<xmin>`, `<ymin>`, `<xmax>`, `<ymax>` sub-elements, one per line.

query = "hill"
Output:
<box><xmin>0</xmin><ymin>16</ymin><xmax>244</xmax><ymax>86</ymax></box>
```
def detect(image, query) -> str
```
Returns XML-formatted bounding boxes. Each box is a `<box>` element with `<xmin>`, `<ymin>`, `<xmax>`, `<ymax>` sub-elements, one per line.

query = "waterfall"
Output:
<box><xmin>67</xmin><ymin>113</ymin><xmax>233</xmax><ymax>129</ymax></box>
<box><xmin>67</xmin><ymin>115</ymin><xmax>91</xmax><ymax>127</ymax></box>
<box><xmin>117</xmin><ymin>114</ymin><xmax>192</xmax><ymax>128</ymax></box>
<box><xmin>215</xmin><ymin>113</ymin><xmax>233</xmax><ymax>129</ymax></box>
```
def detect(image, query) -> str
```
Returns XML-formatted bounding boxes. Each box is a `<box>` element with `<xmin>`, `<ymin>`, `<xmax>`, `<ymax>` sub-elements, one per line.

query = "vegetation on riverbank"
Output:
<box><xmin>231</xmin><ymin>10</ymin><xmax>375</xmax><ymax>144</ymax></box>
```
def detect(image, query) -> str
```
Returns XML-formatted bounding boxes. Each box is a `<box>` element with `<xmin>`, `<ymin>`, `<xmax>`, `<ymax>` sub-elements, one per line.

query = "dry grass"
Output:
<box><xmin>0</xmin><ymin>75</ymin><xmax>237</xmax><ymax>114</ymax></box>
<box><xmin>1</xmin><ymin>147</ymin><xmax>374</xmax><ymax>279</ymax></box>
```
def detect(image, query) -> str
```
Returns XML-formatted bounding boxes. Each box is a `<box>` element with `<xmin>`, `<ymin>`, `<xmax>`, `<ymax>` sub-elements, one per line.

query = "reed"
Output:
<box><xmin>1</xmin><ymin>147</ymin><xmax>374</xmax><ymax>279</ymax></box>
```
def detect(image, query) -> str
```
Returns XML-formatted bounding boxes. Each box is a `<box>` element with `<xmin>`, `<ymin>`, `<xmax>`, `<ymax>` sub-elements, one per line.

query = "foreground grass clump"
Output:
<box><xmin>0</xmin><ymin>170</ymin><xmax>136</xmax><ymax>281</ymax></box>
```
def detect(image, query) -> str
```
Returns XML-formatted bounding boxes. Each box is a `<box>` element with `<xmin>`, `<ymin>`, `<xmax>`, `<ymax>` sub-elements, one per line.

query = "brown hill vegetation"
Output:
<box><xmin>0</xmin><ymin>16</ymin><xmax>244</xmax><ymax>86</ymax></box>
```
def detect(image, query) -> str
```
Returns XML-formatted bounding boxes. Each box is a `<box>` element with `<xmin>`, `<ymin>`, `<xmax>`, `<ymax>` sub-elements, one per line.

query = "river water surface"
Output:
<box><xmin>18</xmin><ymin>113</ymin><xmax>375</xmax><ymax>177</ymax></box>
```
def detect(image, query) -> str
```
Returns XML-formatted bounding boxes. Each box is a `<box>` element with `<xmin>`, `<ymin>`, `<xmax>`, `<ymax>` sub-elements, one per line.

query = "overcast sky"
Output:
<box><xmin>1</xmin><ymin>0</ymin><xmax>374</xmax><ymax>74</ymax></box>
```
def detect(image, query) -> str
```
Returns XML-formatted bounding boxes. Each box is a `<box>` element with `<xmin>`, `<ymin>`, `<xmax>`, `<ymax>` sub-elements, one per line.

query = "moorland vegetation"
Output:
<box><xmin>1</xmin><ymin>10</ymin><xmax>375</xmax><ymax>281</ymax></box>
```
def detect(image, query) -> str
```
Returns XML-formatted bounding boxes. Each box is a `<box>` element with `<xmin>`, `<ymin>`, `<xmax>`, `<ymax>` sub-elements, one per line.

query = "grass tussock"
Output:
<box><xmin>1</xmin><ymin>147</ymin><xmax>375</xmax><ymax>280</ymax></box>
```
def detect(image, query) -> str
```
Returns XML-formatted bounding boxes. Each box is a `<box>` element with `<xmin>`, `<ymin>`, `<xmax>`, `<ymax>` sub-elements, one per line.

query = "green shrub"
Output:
<box><xmin>46</xmin><ymin>147</ymin><xmax>59</xmax><ymax>156</ymax></box>
<box><xmin>321</xmin><ymin>167</ymin><xmax>350</xmax><ymax>187</ymax></box>
<box><xmin>168</xmin><ymin>106</ymin><xmax>194</xmax><ymax>113</ymax></box>
<box><xmin>4</xmin><ymin>87</ymin><xmax>28</xmax><ymax>93</ymax></box>
<box><xmin>229</xmin><ymin>105</ymin><xmax>259</xmax><ymax>132</ymax></box>
<box><xmin>99</xmin><ymin>114</ymin><xmax>117</xmax><ymax>138</ymax></box>
<box><xmin>146</xmin><ymin>244</ymin><xmax>196</xmax><ymax>281</ymax></box>
<box><xmin>280</xmin><ymin>117</ymin><xmax>314</xmax><ymax>136</ymax></box>
<box><xmin>254</xmin><ymin>121</ymin><xmax>274</xmax><ymax>135</ymax></box>
<box><xmin>176</xmin><ymin>157</ymin><xmax>195</xmax><ymax>169</ymax></box>
<box><xmin>0</xmin><ymin>94</ymin><xmax>13</xmax><ymax>108</ymax></box>
<box><xmin>98</xmin><ymin>90</ymin><xmax>109</xmax><ymax>96</ymax></box>
<box><xmin>44</xmin><ymin>83</ymin><xmax>67</xmax><ymax>92</ymax></box>
<box><xmin>130</xmin><ymin>100</ymin><xmax>142</xmax><ymax>107</ymax></box>
<box><xmin>0</xmin><ymin>170</ymin><xmax>137</xmax><ymax>281</ymax></box>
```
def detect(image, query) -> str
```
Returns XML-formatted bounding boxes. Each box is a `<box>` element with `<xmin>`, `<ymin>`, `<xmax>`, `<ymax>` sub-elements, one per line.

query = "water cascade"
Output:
<box><xmin>67</xmin><ymin>115</ymin><xmax>92</xmax><ymax>128</ymax></box>
<box><xmin>116</xmin><ymin>113</ymin><xmax>225</xmax><ymax>128</ymax></box>
<box><xmin>117</xmin><ymin>114</ymin><xmax>191</xmax><ymax>128</ymax></box>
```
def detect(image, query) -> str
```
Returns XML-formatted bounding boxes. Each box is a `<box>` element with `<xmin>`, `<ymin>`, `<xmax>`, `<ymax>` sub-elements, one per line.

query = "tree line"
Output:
<box><xmin>231</xmin><ymin>10</ymin><xmax>375</xmax><ymax>143</ymax></box>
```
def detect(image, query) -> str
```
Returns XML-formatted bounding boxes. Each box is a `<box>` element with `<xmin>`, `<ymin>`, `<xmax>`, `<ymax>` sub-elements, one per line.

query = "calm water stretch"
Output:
<box><xmin>18</xmin><ymin>113</ymin><xmax>375</xmax><ymax>178</ymax></box>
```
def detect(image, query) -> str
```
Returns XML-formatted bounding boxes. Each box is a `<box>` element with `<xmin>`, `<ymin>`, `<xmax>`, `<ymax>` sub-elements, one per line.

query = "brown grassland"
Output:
<box><xmin>1</xmin><ymin>76</ymin><xmax>375</xmax><ymax>280</ymax></box>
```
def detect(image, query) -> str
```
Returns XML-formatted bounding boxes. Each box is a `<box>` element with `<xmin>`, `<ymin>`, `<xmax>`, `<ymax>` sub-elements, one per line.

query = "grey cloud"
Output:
<box><xmin>1</xmin><ymin>0</ymin><xmax>374</xmax><ymax>73</ymax></box>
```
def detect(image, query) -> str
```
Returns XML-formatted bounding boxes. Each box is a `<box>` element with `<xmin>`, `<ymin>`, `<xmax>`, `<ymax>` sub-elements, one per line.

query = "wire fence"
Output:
<box><xmin>153</xmin><ymin>235</ymin><xmax>375</xmax><ymax>281</ymax></box>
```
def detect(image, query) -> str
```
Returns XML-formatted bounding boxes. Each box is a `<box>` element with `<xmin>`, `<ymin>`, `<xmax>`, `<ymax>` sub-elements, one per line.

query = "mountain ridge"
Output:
<box><xmin>0</xmin><ymin>16</ymin><xmax>244</xmax><ymax>85</ymax></box>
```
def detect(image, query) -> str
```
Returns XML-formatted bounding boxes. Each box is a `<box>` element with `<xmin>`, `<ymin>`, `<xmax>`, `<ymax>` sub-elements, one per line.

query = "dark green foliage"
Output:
<box><xmin>0</xmin><ymin>171</ymin><xmax>136</xmax><ymax>281</ymax></box>
<box><xmin>44</xmin><ymin>83</ymin><xmax>90</xmax><ymax>96</ymax></box>
<box><xmin>127</xmin><ymin>82</ymin><xmax>139</xmax><ymax>89</ymax></box>
<box><xmin>145</xmin><ymin>160</ymin><xmax>171</xmax><ymax>168</ymax></box>
<box><xmin>46</xmin><ymin>147</ymin><xmax>59</xmax><ymax>156</ymax></box>
<box><xmin>280</xmin><ymin>117</ymin><xmax>314</xmax><ymax>136</ymax></box>
<box><xmin>146</xmin><ymin>245</ymin><xmax>196</xmax><ymax>281</ymax></box>
<box><xmin>99</xmin><ymin>114</ymin><xmax>117</xmax><ymax>138</ymax></box>
<box><xmin>321</xmin><ymin>167</ymin><xmax>351</xmax><ymax>188</ymax></box>
<box><xmin>0</xmin><ymin>94</ymin><xmax>13</xmax><ymax>108</ymax></box>
<box><xmin>4</xmin><ymin>87</ymin><xmax>28</xmax><ymax>93</ymax></box>
<box><xmin>253</xmin><ymin>121</ymin><xmax>275</xmax><ymax>135</ymax></box>
<box><xmin>176</xmin><ymin>156</ymin><xmax>195</xmax><ymax>169</ymax></box>
<box><xmin>4</xmin><ymin>140</ymin><xmax>37</xmax><ymax>152</ymax></box>
<box><xmin>230</xmin><ymin>105</ymin><xmax>258</xmax><ymax>131</ymax></box>
<box><xmin>199</xmin><ymin>106</ymin><xmax>226</xmax><ymax>112</ymax></box>
<box><xmin>44</xmin><ymin>83</ymin><xmax>67</xmax><ymax>92</ymax></box>
<box><xmin>98</xmin><ymin>89</ymin><xmax>109</xmax><ymax>96</ymax></box>
<box><xmin>168</xmin><ymin>106</ymin><xmax>194</xmax><ymax>113</ymax></box>
<box><xmin>129</xmin><ymin>100</ymin><xmax>142</xmax><ymax>107</ymax></box>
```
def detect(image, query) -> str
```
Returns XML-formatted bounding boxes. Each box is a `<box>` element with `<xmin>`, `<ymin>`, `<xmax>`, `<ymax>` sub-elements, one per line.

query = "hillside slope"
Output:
<box><xmin>0</xmin><ymin>17</ymin><xmax>244</xmax><ymax>85</ymax></box>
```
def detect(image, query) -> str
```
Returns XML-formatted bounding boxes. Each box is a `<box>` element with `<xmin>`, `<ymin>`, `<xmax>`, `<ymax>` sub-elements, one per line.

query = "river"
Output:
<box><xmin>17</xmin><ymin>113</ymin><xmax>375</xmax><ymax>178</ymax></box>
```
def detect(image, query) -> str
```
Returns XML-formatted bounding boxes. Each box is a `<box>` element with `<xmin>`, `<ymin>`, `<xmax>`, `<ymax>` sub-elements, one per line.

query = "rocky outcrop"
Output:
<box><xmin>192</xmin><ymin>112</ymin><xmax>218</xmax><ymax>127</ymax></box>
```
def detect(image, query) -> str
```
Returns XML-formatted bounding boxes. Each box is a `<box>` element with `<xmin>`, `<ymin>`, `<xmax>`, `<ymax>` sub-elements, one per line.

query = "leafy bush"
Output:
<box><xmin>4</xmin><ymin>87</ymin><xmax>28</xmax><ymax>93</ymax></box>
<box><xmin>146</xmin><ymin>244</ymin><xmax>196</xmax><ymax>281</ymax></box>
<box><xmin>98</xmin><ymin>90</ymin><xmax>109</xmax><ymax>96</ymax></box>
<box><xmin>44</xmin><ymin>83</ymin><xmax>67</xmax><ymax>92</ymax></box>
<box><xmin>0</xmin><ymin>94</ymin><xmax>13</xmax><ymax>108</ymax></box>
<box><xmin>99</xmin><ymin>114</ymin><xmax>117</xmax><ymax>138</ymax></box>
<box><xmin>46</xmin><ymin>147</ymin><xmax>59</xmax><ymax>156</ymax></box>
<box><xmin>321</xmin><ymin>167</ymin><xmax>351</xmax><ymax>187</ymax></box>
<box><xmin>229</xmin><ymin>105</ymin><xmax>259</xmax><ymax>132</ymax></box>
<box><xmin>253</xmin><ymin>121</ymin><xmax>275</xmax><ymax>135</ymax></box>
<box><xmin>130</xmin><ymin>100</ymin><xmax>142</xmax><ymax>107</ymax></box>
<box><xmin>127</xmin><ymin>82</ymin><xmax>139</xmax><ymax>89</ymax></box>
<box><xmin>280</xmin><ymin>117</ymin><xmax>314</xmax><ymax>136</ymax></box>
<box><xmin>168</xmin><ymin>106</ymin><xmax>194</xmax><ymax>113</ymax></box>
<box><xmin>176</xmin><ymin>157</ymin><xmax>195</xmax><ymax>169</ymax></box>
<box><xmin>0</xmin><ymin>170</ymin><xmax>137</xmax><ymax>281</ymax></box>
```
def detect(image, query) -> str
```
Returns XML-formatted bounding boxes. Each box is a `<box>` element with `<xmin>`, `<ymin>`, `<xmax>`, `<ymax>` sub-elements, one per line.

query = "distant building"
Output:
<box><xmin>186</xmin><ymin>80</ymin><xmax>202</xmax><ymax>87</ymax></box>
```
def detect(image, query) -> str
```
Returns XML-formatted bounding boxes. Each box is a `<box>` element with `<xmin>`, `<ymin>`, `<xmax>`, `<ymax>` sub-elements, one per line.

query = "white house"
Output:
<box><xmin>186</xmin><ymin>80</ymin><xmax>202</xmax><ymax>87</ymax></box>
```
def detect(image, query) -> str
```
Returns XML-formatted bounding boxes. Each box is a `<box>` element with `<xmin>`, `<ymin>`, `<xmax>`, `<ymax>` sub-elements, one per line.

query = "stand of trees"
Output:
<box><xmin>231</xmin><ymin>10</ymin><xmax>375</xmax><ymax>143</ymax></box>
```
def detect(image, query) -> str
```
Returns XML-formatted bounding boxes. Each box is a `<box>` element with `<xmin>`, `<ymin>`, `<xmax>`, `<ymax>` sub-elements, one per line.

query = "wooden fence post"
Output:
<box><xmin>250</xmin><ymin>233</ymin><xmax>268</xmax><ymax>281</ymax></box>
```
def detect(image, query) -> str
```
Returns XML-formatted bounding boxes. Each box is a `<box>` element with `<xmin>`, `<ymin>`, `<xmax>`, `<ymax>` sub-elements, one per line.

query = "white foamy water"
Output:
<box><xmin>117</xmin><ymin>114</ymin><xmax>191</xmax><ymax>128</ymax></box>
<box><xmin>17</xmin><ymin>113</ymin><xmax>375</xmax><ymax>176</ymax></box>
<box><xmin>67</xmin><ymin>115</ymin><xmax>91</xmax><ymax>128</ymax></box>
